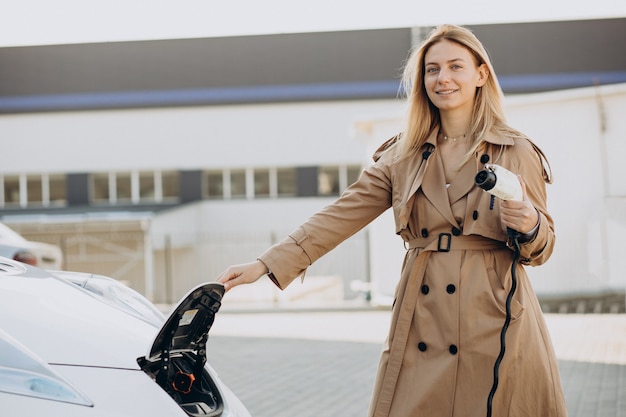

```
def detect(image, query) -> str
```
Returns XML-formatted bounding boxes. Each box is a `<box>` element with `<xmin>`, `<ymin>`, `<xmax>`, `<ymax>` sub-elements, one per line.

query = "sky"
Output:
<box><xmin>2</xmin><ymin>0</ymin><xmax>625</xmax><ymax>47</ymax></box>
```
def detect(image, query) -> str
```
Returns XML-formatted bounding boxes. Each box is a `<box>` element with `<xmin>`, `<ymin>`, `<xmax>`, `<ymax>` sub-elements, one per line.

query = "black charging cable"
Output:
<box><xmin>486</xmin><ymin>228</ymin><xmax>521</xmax><ymax>417</ymax></box>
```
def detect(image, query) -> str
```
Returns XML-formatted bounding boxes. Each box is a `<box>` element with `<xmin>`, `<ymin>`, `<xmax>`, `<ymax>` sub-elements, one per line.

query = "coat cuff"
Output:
<box><xmin>257</xmin><ymin>229</ymin><xmax>313</xmax><ymax>290</ymax></box>
<box><xmin>517</xmin><ymin>211</ymin><xmax>551</xmax><ymax>264</ymax></box>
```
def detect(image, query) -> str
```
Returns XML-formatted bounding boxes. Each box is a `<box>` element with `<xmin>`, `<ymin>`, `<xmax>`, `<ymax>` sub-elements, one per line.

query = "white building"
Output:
<box><xmin>1</xmin><ymin>15</ymin><xmax>625</xmax><ymax>308</ymax></box>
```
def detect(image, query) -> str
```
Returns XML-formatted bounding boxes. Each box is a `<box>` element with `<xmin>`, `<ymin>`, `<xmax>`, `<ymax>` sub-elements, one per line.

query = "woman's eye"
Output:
<box><xmin>426</xmin><ymin>67</ymin><xmax>439</xmax><ymax>73</ymax></box>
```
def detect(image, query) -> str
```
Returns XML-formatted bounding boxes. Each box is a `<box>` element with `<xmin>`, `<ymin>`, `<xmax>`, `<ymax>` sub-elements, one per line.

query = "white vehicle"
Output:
<box><xmin>0</xmin><ymin>222</ymin><xmax>63</xmax><ymax>269</ymax></box>
<box><xmin>0</xmin><ymin>257</ymin><xmax>251</xmax><ymax>417</ymax></box>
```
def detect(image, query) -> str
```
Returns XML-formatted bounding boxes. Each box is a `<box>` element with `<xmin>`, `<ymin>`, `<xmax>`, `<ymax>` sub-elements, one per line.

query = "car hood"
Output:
<box><xmin>0</xmin><ymin>258</ymin><xmax>224</xmax><ymax>371</ymax></box>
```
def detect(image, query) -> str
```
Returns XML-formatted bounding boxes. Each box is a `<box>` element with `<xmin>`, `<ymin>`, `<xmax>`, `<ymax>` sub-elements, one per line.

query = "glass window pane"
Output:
<box><xmin>116</xmin><ymin>173</ymin><xmax>132</xmax><ymax>201</ymax></box>
<box><xmin>206</xmin><ymin>170</ymin><xmax>223</xmax><ymax>200</ymax></box>
<box><xmin>318</xmin><ymin>166</ymin><xmax>340</xmax><ymax>196</ymax></box>
<box><xmin>27</xmin><ymin>176</ymin><xmax>43</xmax><ymax>205</ymax></box>
<box><xmin>3</xmin><ymin>176</ymin><xmax>20</xmax><ymax>205</ymax></box>
<box><xmin>254</xmin><ymin>169</ymin><xmax>270</xmax><ymax>198</ymax></box>
<box><xmin>162</xmin><ymin>171</ymin><xmax>179</xmax><ymax>199</ymax></box>
<box><xmin>277</xmin><ymin>168</ymin><xmax>296</xmax><ymax>197</ymax></box>
<box><xmin>91</xmin><ymin>173</ymin><xmax>110</xmax><ymax>202</ymax></box>
<box><xmin>49</xmin><ymin>174</ymin><xmax>66</xmax><ymax>206</ymax></box>
<box><xmin>347</xmin><ymin>165</ymin><xmax>362</xmax><ymax>186</ymax></box>
<box><xmin>139</xmin><ymin>172</ymin><xmax>155</xmax><ymax>201</ymax></box>
<box><xmin>230</xmin><ymin>170</ymin><xmax>246</xmax><ymax>199</ymax></box>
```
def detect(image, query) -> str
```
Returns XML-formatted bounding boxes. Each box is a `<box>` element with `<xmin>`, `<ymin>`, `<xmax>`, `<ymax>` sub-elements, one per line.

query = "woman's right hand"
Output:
<box><xmin>216</xmin><ymin>260</ymin><xmax>268</xmax><ymax>291</ymax></box>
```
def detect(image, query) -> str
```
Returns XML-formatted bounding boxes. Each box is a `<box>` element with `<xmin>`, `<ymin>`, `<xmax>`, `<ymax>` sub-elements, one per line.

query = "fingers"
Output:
<box><xmin>500</xmin><ymin>176</ymin><xmax>538</xmax><ymax>234</ymax></box>
<box><xmin>216</xmin><ymin>260</ymin><xmax>267</xmax><ymax>291</ymax></box>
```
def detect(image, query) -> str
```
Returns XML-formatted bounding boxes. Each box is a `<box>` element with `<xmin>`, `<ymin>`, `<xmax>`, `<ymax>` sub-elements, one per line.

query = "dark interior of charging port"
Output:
<box><xmin>138</xmin><ymin>351</ymin><xmax>224</xmax><ymax>417</ymax></box>
<box><xmin>137</xmin><ymin>283</ymin><xmax>226</xmax><ymax>417</ymax></box>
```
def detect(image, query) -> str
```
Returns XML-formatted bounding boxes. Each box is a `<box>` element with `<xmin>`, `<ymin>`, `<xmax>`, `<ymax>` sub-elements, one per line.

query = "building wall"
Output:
<box><xmin>4</xmin><ymin>84</ymin><xmax>626</xmax><ymax>304</ymax></box>
<box><xmin>2</xmin><ymin>19</ymin><xmax>625</xmax><ymax>305</ymax></box>
<box><xmin>1</xmin><ymin>100</ymin><xmax>402</xmax><ymax>174</ymax></box>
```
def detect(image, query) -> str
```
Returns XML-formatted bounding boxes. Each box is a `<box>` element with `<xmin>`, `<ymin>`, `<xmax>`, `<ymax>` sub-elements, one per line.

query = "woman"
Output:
<box><xmin>217</xmin><ymin>24</ymin><xmax>567</xmax><ymax>417</ymax></box>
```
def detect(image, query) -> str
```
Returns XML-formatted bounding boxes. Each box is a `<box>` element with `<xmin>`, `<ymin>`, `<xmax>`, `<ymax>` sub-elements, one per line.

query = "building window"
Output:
<box><xmin>0</xmin><ymin>166</ymin><xmax>363</xmax><ymax>208</ymax></box>
<box><xmin>91</xmin><ymin>170</ymin><xmax>180</xmax><ymax>205</ymax></box>
<box><xmin>0</xmin><ymin>174</ymin><xmax>67</xmax><ymax>208</ymax></box>
<box><xmin>277</xmin><ymin>168</ymin><xmax>296</xmax><ymax>197</ymax></box>
<box><xmin>48</xmin><ymin>174</ymin><xmax>66</xmax><ymax>206</ymax></box>
<box><xmin>116</xmin><ymin>172</ymin><xmax>132</xmax><ymax>202</ymax></box>
<box><xmin>139</xmin><ymin>171</ymin><xmax>155</xmax><ymax>202</ymax></box>
<box><xmin>206</xmin><ymin>170</ymin><xmax>224</xmax><ymax>200</ymax></box>
<box><xmin>91</xmin><ymin>173</ymin><xmax>111</xmax><ymax>203</ymax></box>
<box><xmin>24</xmin><ymin>174</ymin><xmax>68</xmax><ymax>207</ymax></box>
<box><xmin>230</xmin><ymin>169</ymin><xmax>246</xmax><ymax>199</ymax></box>
<box><xmin>347</xmin><ymin>165</ymin><xmax>362</xmax><ymax>186</ymax></box>
<box><xmin>161</xmin><ymin>171</ymin><xmax>179</xmax><ymax>201</ymax></box>
<box><xmin>318</xmin><ymin>166</ymin><xmax>340</xmax><ymax>196</ymax></box>
<box><xmin>254</xmin><ymin>169</ymin><xmax>270</xmax><ymax>198</ymax></box>
<box><xmin>2</xmin><ymin>175</ymin><xmax>21</xmax><ymax>207</ymax></box>
<box><xmin>26</xmin><ymin>175</ymin><xmax>43</xmax><ymax>206</ymax></box>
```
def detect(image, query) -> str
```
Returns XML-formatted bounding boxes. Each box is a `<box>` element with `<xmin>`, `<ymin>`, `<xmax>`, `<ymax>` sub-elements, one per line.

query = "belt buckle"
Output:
<box><xmin>437</xmin><ymin>233</ymin><xmax>451</xmax><ymax>252</ymax></box>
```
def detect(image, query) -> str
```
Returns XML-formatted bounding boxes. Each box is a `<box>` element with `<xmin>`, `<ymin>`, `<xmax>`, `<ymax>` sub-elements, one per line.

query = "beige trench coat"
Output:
<box><xmin>259</xmin><ymin>129</ymin><xmax>567</xmax><ymax>417</ymax></box>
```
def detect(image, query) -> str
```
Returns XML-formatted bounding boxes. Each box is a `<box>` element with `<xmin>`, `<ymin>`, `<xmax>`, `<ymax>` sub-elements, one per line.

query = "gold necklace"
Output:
<box><xmin>441</xmin><ymin>132</ymin><xmax>467</xmax><ymax>142</ymax></box>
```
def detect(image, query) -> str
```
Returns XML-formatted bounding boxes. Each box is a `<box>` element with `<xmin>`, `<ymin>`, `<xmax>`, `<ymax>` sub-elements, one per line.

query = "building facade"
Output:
<box><xmin>1</xmin><ymin>18</ymin><xmax>625</xmax><ymax>305</ymax></box>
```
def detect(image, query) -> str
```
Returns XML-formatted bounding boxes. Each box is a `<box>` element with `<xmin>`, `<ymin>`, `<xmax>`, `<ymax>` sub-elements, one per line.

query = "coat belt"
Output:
<box><xmin>371</xmin><ymin>234</ymin><xmax>505</xmax><ymax>417</ymax></box>
<box><xmin>406</xmin><ymin>233</ymin><xmax>505</xmax><ymax>251</ymax></box>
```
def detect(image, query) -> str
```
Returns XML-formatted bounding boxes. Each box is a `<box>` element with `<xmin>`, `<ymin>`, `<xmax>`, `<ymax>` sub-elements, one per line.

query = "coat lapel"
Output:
<box><xmin>447</xmin><ymin>157</ymin><xmax>478</xmax><ymax>205</ymax></box>
<box><xmin>396</xmin><ymin>149</ymin><xmax>432</xmax><ymax>232</ymax></box>
<box><xmin>422</xmin><ymin>146</ymin><xmax>459</xmax><ymax>227</ymax></box>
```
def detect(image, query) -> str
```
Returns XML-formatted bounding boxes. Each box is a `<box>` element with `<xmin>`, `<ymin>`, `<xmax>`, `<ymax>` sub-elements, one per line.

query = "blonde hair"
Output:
<box><xmin>398</xmin><ymin>24</ymin><xmax>524</xmax><ymax>160</ymax></box>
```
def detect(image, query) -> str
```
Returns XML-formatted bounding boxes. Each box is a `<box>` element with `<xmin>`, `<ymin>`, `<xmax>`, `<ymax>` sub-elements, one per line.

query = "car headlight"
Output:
<box><xmin>0</xmin><ymin>329</ymin><xmax>93</xmax><ymax>406</ymax></box>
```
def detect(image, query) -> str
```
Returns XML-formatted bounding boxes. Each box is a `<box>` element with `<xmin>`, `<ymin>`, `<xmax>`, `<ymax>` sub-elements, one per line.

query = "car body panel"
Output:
<box><xmin>0</xmin><ymin>271</ymin><xmax>155</xmax><ymax>369</ymax></box>
<box><xmin>0</xmin><ymin>257</ymin><xmax>252</xmax><ymax>417</ymax></box>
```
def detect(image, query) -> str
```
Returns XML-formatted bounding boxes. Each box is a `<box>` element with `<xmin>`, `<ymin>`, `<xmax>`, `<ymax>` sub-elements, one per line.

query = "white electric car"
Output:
<box><xmin>0</xmin><ymin>256</ymin><xmax>251</xmax><ymax>417</ymax></box>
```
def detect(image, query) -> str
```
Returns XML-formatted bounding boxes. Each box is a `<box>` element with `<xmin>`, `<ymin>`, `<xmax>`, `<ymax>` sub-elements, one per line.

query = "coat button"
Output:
<box><xmin>446</xmin><ymin>284</ymin><xmax>456</xmax><ymax>294</ymax></box>
<box><xmin>480</xmin><ymin>154</ymin><xmax>490</xmax><ymax>164</ymax></box>
<box><xmin>421</xmin><ymin>228</ymin><xmax>429</xmax><ymax>238</ymax></box>
<box><xmin>418</xmin><ymin>342</ymin><xmax>427</xmax><ymax>352</ymax></box>
<box><xmin>473</xmin><ymin>210</ymin><xmax>479</xmax><ymax>220</ymax></box>
<box><xmin>421</xmin><ymin>285</ymin><xmax>430</xmax><ymax>295</ymax></box>
<box><xmin>449</xmin><ymin>345</ymin><xmax>458</xmax><ymax>355</ymax></box>
<box><xmin>451</xmin><ymin>227</ymin><xmax>461</xmax><ymax>236</ymax></box>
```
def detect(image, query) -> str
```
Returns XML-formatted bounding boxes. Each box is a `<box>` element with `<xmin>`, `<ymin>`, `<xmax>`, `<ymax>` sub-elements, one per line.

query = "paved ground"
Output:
<box><xmin>203</xmin><ymin>309</ymin><xmax>626</xmax><ymax>417</ymax></box>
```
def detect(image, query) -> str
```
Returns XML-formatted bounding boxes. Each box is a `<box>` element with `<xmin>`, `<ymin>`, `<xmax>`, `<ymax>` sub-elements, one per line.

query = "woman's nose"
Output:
<box><xmin>437</xmin><ymin>68</ymin><xmax>451</xmax><ymax>82</ymax></box>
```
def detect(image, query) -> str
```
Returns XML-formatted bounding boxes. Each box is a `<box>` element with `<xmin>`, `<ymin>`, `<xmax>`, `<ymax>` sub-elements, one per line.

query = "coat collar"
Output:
<box><xmin>389</xmin><ymin>129</ymin><xmax>516</xmax><ymax>234</ymax></box>
<box><xmin>420</xmin><ymin>129</ymin><xmax>514</xmax><ymax>227</ymax></box>
<box><xmin>482</xmin><ymin>130</ymin><xmax>515</xmax><ymax>146</ymax></box>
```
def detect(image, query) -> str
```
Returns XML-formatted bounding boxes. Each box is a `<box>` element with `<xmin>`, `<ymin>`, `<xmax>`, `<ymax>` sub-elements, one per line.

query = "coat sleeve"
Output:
<box><xmin>258</xmin><ymin>156</ymin><xmax>394</xmax><ymax>290</ymax></box>
<box><xmin>509</xmin><ymin>138</ymin><xmax>556</xmax><ymax>267</ymax></box>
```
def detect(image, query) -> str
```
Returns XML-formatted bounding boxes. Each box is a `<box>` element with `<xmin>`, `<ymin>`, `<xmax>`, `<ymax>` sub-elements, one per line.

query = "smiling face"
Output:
<box><xmin>423</xmin><ymin>39</ymin><xmax>488</xmax><ymax>116</ymax></box>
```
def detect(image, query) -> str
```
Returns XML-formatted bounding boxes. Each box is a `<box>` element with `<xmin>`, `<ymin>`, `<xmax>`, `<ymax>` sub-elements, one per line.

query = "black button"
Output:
<box><xmin>418</xmin><ymin>342</ymin><xmax>427</xmax><ymax>352</ymax></box>
<box><xmin>449</xmin><ymin>345</ymin><xmax>458</xmax><ymax>355</ymax></box>
<box><xmin>451</xmin><ymin>227</ymin><xmax>461</xmax><ymax>236</ymax></box>
<box><xmin>421</xmin><ymin>285</ymin><xmax>429</xmax><ymax>295</ymax></box>
<box><xmin>480</xmin><ymin>154</ymin><xmax>490</xmax><ymax>164</ymax></box>
<box><xmin>446</xmin><ymin>284</ymin><xmax>456</xmax><ymax>294</ymax></box>
<box><xmin>421</xmin><ymin>228</ymin><xmax>429</xmax><ymax>238</ymax></box>
<box><xmin>472</xmin><ymin>210</ymin><xmax>479</xmax><ymax>220</ymax></box>
<box><xmin>422</xmin><ymin>151</ymin><xmax>432</xmax><ymax>160</ymax></box>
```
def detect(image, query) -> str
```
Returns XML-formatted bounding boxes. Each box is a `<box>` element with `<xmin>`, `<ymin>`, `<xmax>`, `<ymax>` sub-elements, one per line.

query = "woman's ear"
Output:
<box><xmin>477</xmin><ymin>64</ymin><xmax>489</xmax><ymax>87</ymax></box>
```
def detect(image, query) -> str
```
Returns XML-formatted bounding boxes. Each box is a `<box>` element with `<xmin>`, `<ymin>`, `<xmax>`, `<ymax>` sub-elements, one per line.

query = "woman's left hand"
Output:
<box><xmin>500</xmin><ymin>175</ymin><xmax>539</xmax><ymax>234</ymax></box>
